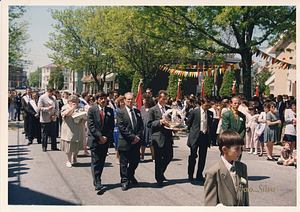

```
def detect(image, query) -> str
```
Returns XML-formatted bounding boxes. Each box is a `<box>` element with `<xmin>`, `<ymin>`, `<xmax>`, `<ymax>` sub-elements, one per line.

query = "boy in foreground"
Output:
<box><xmin>204</xmin><ymin>130</ymin><xmax>249</xmax><ymax>206</ymax></box>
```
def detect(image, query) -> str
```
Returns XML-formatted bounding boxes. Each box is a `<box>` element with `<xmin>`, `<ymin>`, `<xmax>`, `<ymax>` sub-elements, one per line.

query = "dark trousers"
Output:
<box><xmin>188</xmin><ymin>133</ymin><xmax>208</xmax><ymax>179</ymax></box>
<box><xmin>14</xmin><ymin>107</ymin><xmax>21</xmax><ymax>120</ymax></box>
<box><xmin>90</xmin><ymin>143</ymin><xmax>108</xmax><ymax>187</ymax></box>
<box><xmin>24</xmin><ymin>113</ymin><xmax>29</xmax><ymax>135</ymax></box>
<box><xmin>41</xmin><ymin>121</ymin><xmax>57</xmax><ymax>150</ymax></box>
<box><xmin>28</xmin><ymin>119</ymin><xmax>41</xmax><ymax>143</ymax></box>
<box><xmin>153</xmin><ymin>140</ymin><xmax>173</xmax><ymax>183</ymax></box>
<box><xmin>210</xmin><ymin>119</ymin><xmax>219</xmax><ymax>146</ymax></box>
<box><xmin>119</xmin><ymin>144</ymin><xmax>140</xmax><ymax>186</ymax></box>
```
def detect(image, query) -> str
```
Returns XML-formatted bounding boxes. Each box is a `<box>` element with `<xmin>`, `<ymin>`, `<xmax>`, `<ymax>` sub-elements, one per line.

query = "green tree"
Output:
<box><xmin>48</xmin><ymin>67</ymin><xmax>64</xmax><ymax>90</ymax></box>
<box><xmin>9</xmin><ymin>6</ymin><xmax>31</xmax><ymax>71</ymax></box>
<box><xmin>45</xmin><ymin>7</ymin><xmax>114</xmax><ymax>92</ymax></box>
<box><xmin>166</xmin><ymin>74</ymin><xmax>186</xmax><ymax>100</ymax></box>
<box><xmin>107</xmin><ymin>7</ymin><xmax>190</xmax><ymax>92</ymax></box>
<box><xmin>115</xmin><ymin>70</ymin><xmax>132</xmax><ymax>96</ymax></box>
<box><xmin>219</xmin><ymin>70</ymin><xmax>236</xmax><ymax>97</ymax></box>
<box><xmin>131</xmin><ymin>71</ymin><xmax>142</xmax><ymax>96</ymax></box>
<box><xmin>203</xmin><ymin>74</ymin><xmax>214</xmax><ymax>96</ymax></box>
<box><xmin>253</xmin><ymin>66</ymin><xmax>272</xmax><ymax>96</ymax></box>
<box><xmin>140</xmin><ymin>6</ymin><xmax>296</xmax><ymax>99</ymax></box>
<box><xmin>28</xmin><ymin>67</ymin><xmax>42</xmax><ymax>87</ymax></box>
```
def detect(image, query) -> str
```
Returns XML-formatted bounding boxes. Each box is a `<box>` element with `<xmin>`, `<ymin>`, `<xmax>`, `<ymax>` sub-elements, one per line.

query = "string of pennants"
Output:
<box><xmin>159</xmin><ymin>61</ymin><xmax>242</xmax><ymax>78</ymax></box>
<box><xmin>253</xmin><ymin>47</ymin><xmax>296</xmax><ymax>70</ymax></box>
<box><xmin>160</xmin><ymin>47</ymin><xmax>296</xmax><ymax>78</ymax></box>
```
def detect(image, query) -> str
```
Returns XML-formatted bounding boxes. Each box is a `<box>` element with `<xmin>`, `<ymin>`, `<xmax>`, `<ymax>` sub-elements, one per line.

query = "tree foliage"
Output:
<box><xmin>28</xmin><ymin>67</ymin><xmax>42</xmax><ymax>87</ymax></box>
<box><xmin>140</xmin><ymin>6</ymin><xmax>296</xmax><ymax>99</ymax></box>
<box><xmin>9</xmin><ymin>6</ymin><xmax>31</xmax><ymax>70</ymax></box>
<box><xmin>203</xmin><ymin>75</ymin><xmax>214</xmax><ymax>96</ymax></box>
<box><xmin>166</xmin><ymin>74</ymin><xmax>186</xmax><ymax>100</ymax></box>
<box><xmin>45</xmin><ymin>7</ymin><xmax>114</xmax><ymax>91</ymax></box>
<box><xmin>219</xmin><ymin>70</ymin><xmax>236</xmax><ymax>97</ymax></box>
<box><xmin>131</xmin><ymin>71</ymin><xmax>142</xmax><ymax>96</ymax></box>
<box><xmin>48</xmin><ymin>66</ymin><xmax>64</xmax><ymax>90</ymax></box>
<box><xmin>253</xmin><ymin>66</ymin><xmax>272</xmax><ymax>96</ymax></box>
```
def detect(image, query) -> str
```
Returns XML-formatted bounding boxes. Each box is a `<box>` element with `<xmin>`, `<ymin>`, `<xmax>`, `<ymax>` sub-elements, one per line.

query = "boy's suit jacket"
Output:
<box><xmin>87</xmin><ymin>105</ymin><xmax>114</xmax><ymax>148</ymax></box>
<box><xmin>116</xmin><ymin>107</ymin><xmax>143</xmax><ymax>151</ymax></box>
<box><xmin>222</xmin><ymin>109</ymin><xmax>246</xmax><ymax>138</ymax></box>
<box><xmin>204</xmin><ymin>158</ymin><xmax>249</xmax><ymax>206</ymax></box>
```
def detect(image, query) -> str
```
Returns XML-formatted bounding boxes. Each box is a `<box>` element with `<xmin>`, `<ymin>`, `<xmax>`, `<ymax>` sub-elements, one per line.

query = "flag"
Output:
<box><xmin>201</xmin><ymin>82</ymin><xmax>205</xmax><ymax>97</ymax></box>
<box><xmin>176</xmin><ymin>81</ymin><xmax>182</xmax><ymax>101</ymax></box>
<box><xmin>232</xmin><ymin>81</ymin><xmax>236</xmax><ymax>95</ymax></box>
<box><xmin>135</xmin><ymin>80</ymin><xmax>142</xmax><ymax>110</ymax></box>
<box><xmin>255</xmin><ymin>83</ymin><xmax>259</xmax><ymax>96</ymax></box>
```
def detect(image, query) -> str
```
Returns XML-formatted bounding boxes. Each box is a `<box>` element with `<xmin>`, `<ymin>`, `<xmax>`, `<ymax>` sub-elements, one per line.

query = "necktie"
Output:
<box><xmin>233</xmin><ymin>109</ymin><xmax>238</xmax><ymax>120</ymax></box>
<box><xmin>131</xmin><ymin>108</ymin><xmax>137</xmax><ymax>133</ymax></box>
<box><xmin>161</xmin><ymin>106</ymin><xmax>165</xmax><ymax>114</ymax></box>
<box><xmin>230</xmin><ymin>166</ymin><xmax>238</xmax><ymax>190</ymax></box>
<box><xmin>203</xmin><ymin>111</ymin><xmax>207</xmax><ymax>133</ymax></box>
<box><xmin>100</xmin><ymin>108</ymin><xmax>103</xmax><ymax>123</ymax></box>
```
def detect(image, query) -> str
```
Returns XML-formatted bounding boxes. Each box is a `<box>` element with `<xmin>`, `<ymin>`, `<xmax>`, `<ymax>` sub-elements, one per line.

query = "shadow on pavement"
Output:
<box><xmin>248</xmin><ymin>176</ymin><xmax>271</xmax><ymax>181</ymax></box>
<box><xmin>8</xmin><ymin>183</ymin><xmax>77</xmax><ymax>205</ymax></box>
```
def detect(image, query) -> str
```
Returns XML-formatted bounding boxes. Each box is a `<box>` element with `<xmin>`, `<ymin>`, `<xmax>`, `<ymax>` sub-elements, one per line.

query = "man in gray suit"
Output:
<box><xmin>116</xmin><ymin>92</ymin><xmax>143</xmax><ymax>191</ymax></box>
<box><xmin>147</xmin><ymin>90</ymin><xmax>173</xmax><ymax>187</ymax></box>
<box><xmin>87</xmin><ymin>91</ymin><xmax>114</xmax><ymax>191</ymax></box>
<box><xmin>38</xmin><ymin>86</ymin><xmax>59</xmax><ymax>152</ymax></box>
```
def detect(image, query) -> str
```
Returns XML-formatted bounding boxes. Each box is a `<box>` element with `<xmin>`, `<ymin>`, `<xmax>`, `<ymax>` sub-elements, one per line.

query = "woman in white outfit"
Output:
<box><xmin>257</xmin><ymin>102</ymin><xmax>269</xmax><ymax>157</ymax></box>
<box><xmin>283</xmin><ymin>100</ymin><xmax>296</xmax><ymax>154</ymax></box>
<box><xmin>216</xmin><ymin>99</ymin><xmax>230</xmax><ymax>135</ymax></box>
<box><xmin>245</xmin><ymin>106</ymin><xmax>260</xmax><ymax>154</ymax></box>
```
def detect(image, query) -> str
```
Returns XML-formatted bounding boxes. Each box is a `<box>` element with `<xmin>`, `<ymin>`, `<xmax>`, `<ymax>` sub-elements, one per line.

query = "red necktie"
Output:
<box><xmin>100</xmin><ymin>108</ymin><xmax>103</xmax><ymax>123</ymax></box>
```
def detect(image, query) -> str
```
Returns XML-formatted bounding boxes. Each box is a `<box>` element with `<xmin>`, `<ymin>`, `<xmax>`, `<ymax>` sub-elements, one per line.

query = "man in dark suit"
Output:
<box><xmin>14</xmin><ymin>92</ymin><xmax>22</xmax><ymax>121</ymax></box>
<box><xmin>147</xmin><ymin>90</ymin><xmax>173</xmax><ymax>187</ymax></box>
<box><xmin>276</xmin><ymin>95</ymin><xmax>286</xmax><ymax>138</ymax></box>
<box><xmin>186</xmin><ymin>98</ymin><xmax>213</xmax><ymax>181</ymax></box>
<box><xmin>87</xmin><ymin>91</ymin><xmax>114</xmax><ymax>191</ymax></box>
<box><xmin>116</xmin><ymin>92</ymin><xmax>143</xmax><ymax>191</ymax></box>
<box><xmin>27</xmin><ymin>91</ymin><xmax>41</xmax><ymax>145</ymax></box>
<box><xmin>21</xmin><ymin>87</ymin><xmax>32</xmax><ymax>136</ymax></box>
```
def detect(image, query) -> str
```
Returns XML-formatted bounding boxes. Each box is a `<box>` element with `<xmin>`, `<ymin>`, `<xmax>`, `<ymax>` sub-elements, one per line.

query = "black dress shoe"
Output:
<box><xmin>42</xmin><ymin>148</ymin><xmax>46</xmax><ymax>152</ymax></box>
<box><xmin>162</xmin><ymin>175</ymin><xmax>167</xmax><ymax>181</ymax></box>
<box><xmin>121</xmin><ymin>184</ymin><xmax>128</xmax><ymax>191</ymax></box>
<box><xmin>157</xmin><ymin>182</ymin><xmax>163</xmax><ymax>187</ymax></box>
<box><xmin>27</xmin><ymin>141</ymin><xmax>32</xmax><ymax>145</ymax></box>
<box><xmin>131</xmin><ymin>177</ymin><xmax>138</xmax><ymax>184</ymax></box>
<box><xmin>188</xmin><ymin>176</ymin><xmax>193</xmax><ymax>181</ymax></box>
<box><xmin>95</xmin><ymin>185</ymin><xmax>103</xmax><ymax>191</ymax></box>
<box><xmin>196</xmin><ymin>176</ymin><xmax>205</xmax><ymax>181</ymax></box>
<box><xmin>51</xmin><ymin>148</ymin><xmax>60</xmax><ymax>151</ymax></box>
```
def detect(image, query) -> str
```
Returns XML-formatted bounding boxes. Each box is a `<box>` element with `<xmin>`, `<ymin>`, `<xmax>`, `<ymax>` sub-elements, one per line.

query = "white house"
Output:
<box><xmin>41</xmin><ymin>63</ymin><xmax>78</xmax><ymax>94</ymax></box>
<box><xmin>265</xmin><ymin>39</ymin><xmax>296</xmax><ymax>96</ymax></box>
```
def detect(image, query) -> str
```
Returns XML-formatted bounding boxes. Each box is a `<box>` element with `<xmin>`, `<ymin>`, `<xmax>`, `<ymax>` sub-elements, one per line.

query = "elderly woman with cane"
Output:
<box><xmin>61</xmin><ymin>95</ymin><xmax>87</xmax><ymax>168</ymax></box>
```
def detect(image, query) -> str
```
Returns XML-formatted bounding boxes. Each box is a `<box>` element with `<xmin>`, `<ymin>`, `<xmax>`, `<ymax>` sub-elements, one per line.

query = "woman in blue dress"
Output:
<box><xmin>114</xmin><ymin>95</ymin><xmax>125</xmax><ymax>164</ymax></box>
<box><xmin>264</xmin><ymin>102</ymin><xmax>282</xmax><ymax>161</ymax></box>
<box><xmin>140</xmin><ymin>93</ymin><xmax>156</xmax><ymax>162</ymax></box>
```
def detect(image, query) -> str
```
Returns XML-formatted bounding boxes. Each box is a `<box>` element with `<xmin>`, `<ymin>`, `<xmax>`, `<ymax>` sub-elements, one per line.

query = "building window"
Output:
<box><xmin>65</xmin><ymin>69</ymin><xmax>68</xmax><ymax>74</ymax></box>
<box><xmin>47</xmin><ymin>68</ymin><xmax>49</xmax><ymax>72</ymax></box>
<box><xmin>65</xmin><ymin>77</ymin><xmax>68</xmax><ymax>82</ymax></box>
<box><xmin>64</xmin><ymin>86</ymin><xmax>68</xmax><ymax>90</ymax></box>
<box><xmin>70</xmin><ymin>77</ymin><xmax>72</xmax><ymax>82</ymax></box>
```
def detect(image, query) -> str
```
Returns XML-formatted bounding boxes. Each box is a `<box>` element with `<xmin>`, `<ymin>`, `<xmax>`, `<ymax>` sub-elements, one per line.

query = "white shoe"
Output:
<box><xmin>66</xmin><ymin>161</ymin><xmax>72</xmax><ymax>168</ymax></box>
<box><xmin>248</xmin><ymin>151</ymin><xmax>253</xmax><ymax>154</ymax></box>
<box><xmin>84</xmin><ymin>153</ymin><xmax>91</xmax><ymax>157</ymax></box>
<box><xmin>140</xmin><ymin>159</ymin><xmax>144</xmax><ymax>162</ymax></box>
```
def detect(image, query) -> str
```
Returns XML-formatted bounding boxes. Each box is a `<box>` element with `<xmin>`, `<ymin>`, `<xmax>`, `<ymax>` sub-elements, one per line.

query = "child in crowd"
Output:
<box><xmin>204</xmin><ymin>130</ymin><xmax>249</xmax><ymax>206</ymax></box>
<box><xmin>277</xmin><ymin>142</ymin><xmax>294</xmax><ymax>166</ymax></box>
<box><xmin>245</xmin><ymin>107</ymin><xmax>260</xmax><ymax>154</ymax></box>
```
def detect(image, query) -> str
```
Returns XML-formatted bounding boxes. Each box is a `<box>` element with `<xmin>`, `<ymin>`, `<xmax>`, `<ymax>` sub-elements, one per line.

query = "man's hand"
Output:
<box><xmin>34</xmin><ymin>114</ymin><xmax>39</xmax><ymax>118</ymax></box>
<box><xmin>160</xmin><ymin>119</ymin><xmax>169</xmax><ymax>126</ymax></box>
<box><xmin>50</xmin><ymin>115</ymin><xmax>57</xmax><ymax>121</ymax></box>
<box><xmin>49</xmin><ymin>106</ymin><xmax>54</xmax><ymax>111</ymax></box>
<box><xmin>99</xmin><ymin>136</ymin><xmax>108</xmax><ymax>144</ymax></box>
<box><xmin>131</xmin><ymin>136</ymin><xmax>140</xmax><ymax>145</ymax></box>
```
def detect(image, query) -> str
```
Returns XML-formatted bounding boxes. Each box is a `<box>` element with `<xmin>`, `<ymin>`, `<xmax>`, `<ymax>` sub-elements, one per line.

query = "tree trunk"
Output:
<box><xmin>241</xmin><ymin>50</ymin><xmax>252</xmax><ymax>100</ymax></box>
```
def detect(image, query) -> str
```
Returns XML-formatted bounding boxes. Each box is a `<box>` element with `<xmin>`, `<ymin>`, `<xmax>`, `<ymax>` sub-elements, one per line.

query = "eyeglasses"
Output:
<box><xmin>89</xmin><ymin>99</ymin><xmax>94</xmax><ymax>101</ymax></box>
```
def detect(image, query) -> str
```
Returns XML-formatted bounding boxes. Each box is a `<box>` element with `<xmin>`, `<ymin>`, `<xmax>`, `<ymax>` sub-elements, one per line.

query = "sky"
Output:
<box><xmin>16</xmin><ymin>5</ymin><xmax>275</xmax><ymax>76</ymax></box>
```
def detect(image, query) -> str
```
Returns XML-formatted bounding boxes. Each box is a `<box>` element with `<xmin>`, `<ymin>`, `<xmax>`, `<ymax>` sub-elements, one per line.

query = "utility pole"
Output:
<box><xmin>37</xmin><ymin>66</ymin><xmax>40</xmax><ymax>89</ymax></box>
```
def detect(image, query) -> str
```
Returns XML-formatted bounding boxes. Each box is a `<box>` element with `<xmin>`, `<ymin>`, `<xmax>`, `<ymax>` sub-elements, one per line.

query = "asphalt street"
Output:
<box><xmin>5</xmin><ymin>120</ymin><xmax>298</xmax><ymax>208</ymax></box>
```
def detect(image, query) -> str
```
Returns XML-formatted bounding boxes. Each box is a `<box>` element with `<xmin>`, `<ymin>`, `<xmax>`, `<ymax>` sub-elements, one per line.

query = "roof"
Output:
<box><xmin>265</xmin><ymin>73</ymin><xmax>275</xmax><ymax>86</ymax></box>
